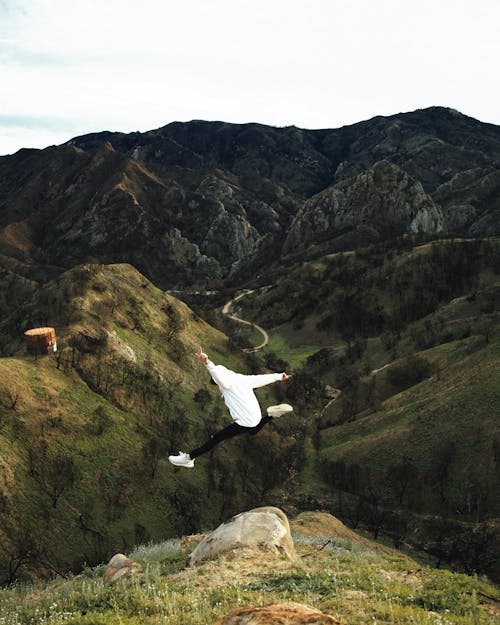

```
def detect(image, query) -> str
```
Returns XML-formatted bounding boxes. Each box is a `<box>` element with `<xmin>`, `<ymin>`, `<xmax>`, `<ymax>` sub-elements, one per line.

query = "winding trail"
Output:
<box><xmin>222</xmin><ymin>290</ymin><xmax>270</xmax><ymax>353</ymax></box>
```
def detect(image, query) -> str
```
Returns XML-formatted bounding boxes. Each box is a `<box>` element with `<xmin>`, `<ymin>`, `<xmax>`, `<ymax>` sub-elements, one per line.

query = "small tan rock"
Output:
<box><xmin>102</xmin><ymin>553</ymin><xmax>142</xmax><ymax>582</ymax></box>
<box><xmin>214</xmin><ymin>601</ymin><xmax>343</xmax><ymax>624</ymax></box>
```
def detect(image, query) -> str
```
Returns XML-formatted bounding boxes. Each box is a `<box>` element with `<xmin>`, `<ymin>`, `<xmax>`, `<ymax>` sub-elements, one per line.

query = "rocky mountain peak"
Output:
<box><xmin>284</xmin><ymin>160</ymin><xmax>446</xmax><ymax>253</ymax></box>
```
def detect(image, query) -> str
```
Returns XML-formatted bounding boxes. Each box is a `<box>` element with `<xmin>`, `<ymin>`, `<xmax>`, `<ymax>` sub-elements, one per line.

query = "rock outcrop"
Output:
<box><xmin>102</xmin><ymin>553</ymin><xmax>142</xmax><ymax>582</ymax></box>
<box><xmin>214</xmin><ymin>602</ymin><xmax>343</xmax><ymax>625</ymax></box>
<box><xmin>433</xmin><ymin>167</ymin><xmax>500</xmax><ymax>236</ymax></box>
<box><xmin>284</xmin><ymin>161</ymin><xmax>446</xmax><ymax>253</ymax></box>
<box><xmin>187</xmin><ymin>507</ymin><xmax>295</xmax><ymax>567</ymax></box>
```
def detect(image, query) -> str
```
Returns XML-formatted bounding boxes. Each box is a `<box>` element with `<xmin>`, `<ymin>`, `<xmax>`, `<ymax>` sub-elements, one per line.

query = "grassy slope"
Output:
<box><xmin>0</xmin><ymin>263</ymin><xmax>262</xmax><ymax>580</ymax></box>
<box><xmin>224</xmin><ymin>238</ymin><xmax>500</xmax><ymax>578</ymax></box>
<box><xmin>319</xmin><ymin>329</ymin><xmax>500</xmax><ymax>512</ymax></box>
<box><xmin>235</xmin><ymin>241</ymin><xmax>500</xmax><ymax>516</ymax></box>
<box><xmin>0</xmin><ymin>512</ymin><xmax>498</xmax><ymax>625</ymax></box>
<box><xmin>1</xmin><ymin>242</ymin><xmax>499</xmax><ymax>585</ymax></box>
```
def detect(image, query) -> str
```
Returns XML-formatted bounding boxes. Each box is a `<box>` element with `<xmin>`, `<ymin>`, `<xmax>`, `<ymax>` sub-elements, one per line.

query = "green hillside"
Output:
<box><xmin>0</xmin><ymin>238</ymin><xmax>498</xmax><ymax>586</ymax></box>
<box><xmin>202</xmin><ymin>237</ymin><xmax>500</xmax><ymax>579</ymax></box>
<box><xmin>317</xmin><ymin>329</ymin><xmax>500</xmax><ymax>580</ymax></box>
<box><xmin>0</xmin><ymin>264</ymin><xmax>298</xmax><ymax>583</ymax></box>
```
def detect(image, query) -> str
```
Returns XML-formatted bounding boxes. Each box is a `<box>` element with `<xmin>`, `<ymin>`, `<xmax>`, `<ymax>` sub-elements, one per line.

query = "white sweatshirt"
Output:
<box><xmin>206</xmin><ymin>360</ymin><xmax>283</xmax><ymax>427</ymax></box>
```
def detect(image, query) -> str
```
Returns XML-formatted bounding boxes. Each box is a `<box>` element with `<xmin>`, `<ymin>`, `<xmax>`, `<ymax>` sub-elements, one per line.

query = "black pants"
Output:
<box><xmin>189</xmin><ymin>415</ymin><xmax>272</xmax><ymax>459</ymax></box>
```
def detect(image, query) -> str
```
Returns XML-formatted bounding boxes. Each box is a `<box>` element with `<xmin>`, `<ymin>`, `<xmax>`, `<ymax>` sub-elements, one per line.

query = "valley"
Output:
<box><xmin>0</xmin><ymin>107</ymin><xmax>499</xmax><ymax>593</ymax></box>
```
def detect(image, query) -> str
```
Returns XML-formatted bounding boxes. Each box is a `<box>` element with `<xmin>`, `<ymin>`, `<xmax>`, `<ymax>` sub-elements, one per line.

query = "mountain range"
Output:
<box><xmin>1</xmin><ymin>106</ymin><xmax>499</xmax><ymax>295</ymax></box>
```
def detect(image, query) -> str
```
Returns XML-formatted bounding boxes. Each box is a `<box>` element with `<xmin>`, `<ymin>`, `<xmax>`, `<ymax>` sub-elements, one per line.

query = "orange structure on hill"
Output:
<box><xmin>24</xmin><ymin>327</ymin><xmax>57</xmax><ymax>355</ymax></box>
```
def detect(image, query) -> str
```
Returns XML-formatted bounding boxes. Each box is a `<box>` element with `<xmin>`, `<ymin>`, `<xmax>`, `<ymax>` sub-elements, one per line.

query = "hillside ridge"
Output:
<box><xmin>0</xmin><ymin>509</ymin><xmax>498</xmax><ymax>625</ymax></box>
<box><xmin>1</xmin><ymin>106</ymin><xmax>499</xmax><ymax>297</ymax></box>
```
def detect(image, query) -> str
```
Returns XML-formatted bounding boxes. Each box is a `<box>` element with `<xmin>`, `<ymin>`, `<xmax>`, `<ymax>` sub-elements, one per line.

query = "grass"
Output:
<box><xmin>264</xmin><ymin>331</ymin><xmax>325</xmax><ymax>369</ymax></box>
<box><xmin>0</xmin><ymin>531</ymin><xmax>498</xmax><ymax>625</ymax></box>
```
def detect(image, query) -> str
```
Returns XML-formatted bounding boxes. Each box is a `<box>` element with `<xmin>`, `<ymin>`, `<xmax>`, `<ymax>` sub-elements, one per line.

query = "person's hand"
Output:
<box><xmin>195</xmin><ymin>346</ymin><xmax>209</xmax><ymax>363</ymax></box>
<box><xmin>282</xmin><ymin>372</ymin><xmax>292</xmax><ymax>381</ymax></box>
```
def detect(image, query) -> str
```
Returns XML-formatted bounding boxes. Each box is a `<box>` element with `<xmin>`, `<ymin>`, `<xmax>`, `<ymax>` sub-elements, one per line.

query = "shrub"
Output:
<box><xmin>387</xmin><ymin>355</ymin><xmax>434</xmax><ymax>391</ymax></box>
<box><xmin>85</xmin><ymin>405</ymin><xmax>113</xmax><ymax>435</ymax></box>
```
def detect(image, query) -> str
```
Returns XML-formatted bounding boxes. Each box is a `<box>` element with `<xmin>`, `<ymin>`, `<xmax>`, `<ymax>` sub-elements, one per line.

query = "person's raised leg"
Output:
<box><xmin>248</xmin><ymin>415</ymin><xmax>272</xmax><ymax>435</ymax></box>
<box><xmin>188</xmin><ymin>422</ymin><xmax>246</xmax><ymax>460</ymax></box>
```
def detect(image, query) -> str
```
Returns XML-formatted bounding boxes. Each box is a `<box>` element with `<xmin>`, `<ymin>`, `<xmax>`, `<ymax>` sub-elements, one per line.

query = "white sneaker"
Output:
<box><xmin>168</xmin><ymin>451</ymin><xmax>195</xmax><ymax>468</ymax></box>
<box><xmin>267</xmin><ymin>403</ymin><xmax>293</xmax><ymax>418</ymax></box>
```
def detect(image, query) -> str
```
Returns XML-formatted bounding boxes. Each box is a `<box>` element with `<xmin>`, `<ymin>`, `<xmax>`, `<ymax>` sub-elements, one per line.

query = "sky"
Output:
<box><xmin>1</xmin><ymin>0</ymin><xmax>499</xmax><ymax>155</ymax></box>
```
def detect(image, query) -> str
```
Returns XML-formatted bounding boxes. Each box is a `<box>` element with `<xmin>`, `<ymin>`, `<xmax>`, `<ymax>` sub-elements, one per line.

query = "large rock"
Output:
<box><xmin>187</xmin><ymin>507</ymin><xmax>295</xmax><ymax>567</ymax></box>
<box><xmin>214</xmin><ymin>602</ymin><xmax>343</xmax><ymax>624</ymax></box>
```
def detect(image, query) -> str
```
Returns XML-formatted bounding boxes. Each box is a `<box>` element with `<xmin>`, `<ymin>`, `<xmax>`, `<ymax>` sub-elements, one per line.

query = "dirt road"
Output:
<box><xmin>222</xmin><ymin>290</ymin><xmax>269</xmax><ymax>353</ymax></box>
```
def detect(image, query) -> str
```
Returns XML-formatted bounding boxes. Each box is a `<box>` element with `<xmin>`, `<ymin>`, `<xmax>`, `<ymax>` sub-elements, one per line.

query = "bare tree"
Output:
<box><xmin>40</xmin><ymin>448</ymin><xmax>79</xmax><ymax>508</ymax></box>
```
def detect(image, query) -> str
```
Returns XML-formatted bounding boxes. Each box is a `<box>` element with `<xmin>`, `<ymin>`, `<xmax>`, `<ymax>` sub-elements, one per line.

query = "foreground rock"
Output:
<box><xmin>214</xmin><ymin>602</ymin><xmax>343</xmax><ymax>624</ymax></box>
<box><xmin>102</xmin><ymin>553</ymin><xmax>142</xmax><ymax>582</ymax></box>
<box><xmin>188</xmin><ymin>506</ymin><xmax>295</xmax><ymax>566</ymax></box>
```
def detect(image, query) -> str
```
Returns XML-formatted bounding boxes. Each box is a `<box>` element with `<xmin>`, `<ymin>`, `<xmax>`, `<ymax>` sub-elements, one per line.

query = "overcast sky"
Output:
<box><xmin>1</xmin><ymin>0</ymin><xmax>499</xmax><ymax>155</ymax></box>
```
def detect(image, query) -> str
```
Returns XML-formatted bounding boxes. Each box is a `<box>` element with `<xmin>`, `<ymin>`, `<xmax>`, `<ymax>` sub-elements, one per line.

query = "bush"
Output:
<box><xmin>387</xmin><ymin>355</ymin><xmax>434</xmax><ymax>391</ymax></box>
<box><xmin>85</xmin><ymin>405</ymin><xmax>113</xmax><ymax>435</ymax></box>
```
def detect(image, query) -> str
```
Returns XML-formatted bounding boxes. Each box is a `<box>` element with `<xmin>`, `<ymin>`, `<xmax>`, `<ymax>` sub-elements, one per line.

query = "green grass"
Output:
<box><xmin>27</xmin><ymin>369</ymin><xmax>44</xmax><ymax>398</ymax></box>
<box><xmin>0</xmin><ymin>535</ymin><xmax>498</xmax><ymax>625</ymax></box>
<box><xmin>264</xmin><ymin>332</ymin><xmax>325</xmax><ymax>369</ymax></box>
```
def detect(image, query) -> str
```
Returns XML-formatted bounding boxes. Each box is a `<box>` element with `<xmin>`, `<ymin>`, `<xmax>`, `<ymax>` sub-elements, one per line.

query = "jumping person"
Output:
<box><xmin>168</xmin><ymin>347</ymin><xmax>293</xmax><ymax>468</ymax></box>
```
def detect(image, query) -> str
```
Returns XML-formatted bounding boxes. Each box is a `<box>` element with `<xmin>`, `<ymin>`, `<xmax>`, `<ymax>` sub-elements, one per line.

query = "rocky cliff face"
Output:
<box><xmin>0</xmin><ymin>107</ymin><xmax>499</xmax><ymax>294</ymax></box>
<box><xmin>0</xmin><ymin>141</ymin><xmax>296</xmax><ymax>289</ymax></box>
<box><xmin>433</xmin><ymin>167</ymin><xmax>500</xmax><ymax>235</ymax></box>
<box><xmin>284</xmin><ymin>161</ymin><xmax>446</xmax><ymax>253</ymax></box>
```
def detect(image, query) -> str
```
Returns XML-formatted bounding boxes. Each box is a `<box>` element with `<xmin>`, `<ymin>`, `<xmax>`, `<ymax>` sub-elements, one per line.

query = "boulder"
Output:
<box><xmin>187</xmin><ymin>506</ymin><xmax>295</xmax><ymax>567</ymax></box>
<box><xmin>102</xmin><ymin>553</ymin><xmax>142</xmax><ymax>582</ymax></box>
<box><xmin>214</xmin><ymin>601</ymin><xmax>343</xmax><ymax>624</ymax></box>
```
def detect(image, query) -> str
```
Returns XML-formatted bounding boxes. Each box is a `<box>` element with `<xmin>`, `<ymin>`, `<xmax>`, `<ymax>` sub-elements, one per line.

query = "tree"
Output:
<box><xmin>0</xmin><ymin>494</ymin><xmax>43</xmax><ymax>585</ymax></box>
<box><xmin>0</xmin><ymin>519</ymin><xmax>40</xmax><ymax>584</ymax></box>
<box><xmin>242</xmin><ymin>428</ymin><xmax>301</xmax><ymax>500</ymax></box>
<box><xmin>142</xmin><ymin>436</ymin><xmax>163</xmax><ymax>478</ymax></box>
<box><xmin>366</xmin><ymin>375</ymin><xmax>381</xmax><ymax>412</ymax></box>
<box><xmin>287</xmin><ymin>371</ymin><xmax>324</xmax><ymax>409</ymax></box>
<box><xmin>40</xmin><ymin>448</ymin><xmax>79</xmax><ymax>508</ymax></box>
<box><xmin>99</xmin><ymin>469</ymin><xmax>134</xmax><ymax>522</ymax></box>
<box><xmin>387</xmin><ymin>455</ymin><xmax>417</xmax><ymax>506</ymax></box>
<box><xmin>476</xmin><ymin>317</ymin><xmax>494</xmax><ymax>343</ymax></box>
<box><xmin>85</xmin><ymin>405</ymin><xmax>112</xmax><ymax>435</ymax></box>
<box><xmin>387</xmin><ymin>355</ymin><xmax>434</xmax><ymax>392</ymax></box>
<box><xmin>194</xmin><ymin>388</ymin><xmax>212</xmax><ymax>410</ymax></box>
<box><xmin>435</xmin><ymin>441</ymin><xmax>456</xmax><ymax>506</ymax></box>
<box><xmin>264</xmin><ymin>351</ymin><xmax>290</xmax><ymax>372</ymax></box>
<box><xmin>339</xmin><ymin>392</ymin><xmax>358</xmax><ymax>423</ymax></box>
<box><xmin>163</xmin><ymin>301</ymin><xmax>185</xmax><ymax>343</ymax></box>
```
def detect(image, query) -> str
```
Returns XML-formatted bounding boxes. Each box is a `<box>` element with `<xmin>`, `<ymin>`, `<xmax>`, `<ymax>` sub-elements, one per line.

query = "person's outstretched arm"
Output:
<box><xmin>195</xmin><ymin>346</ymin><xmax>233</xmax><ymax>389</ymax></box>
<box><xmin>246</xmin><ymin>371</ymin><xmax>291</xmax><ymax>389</ymax></box>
